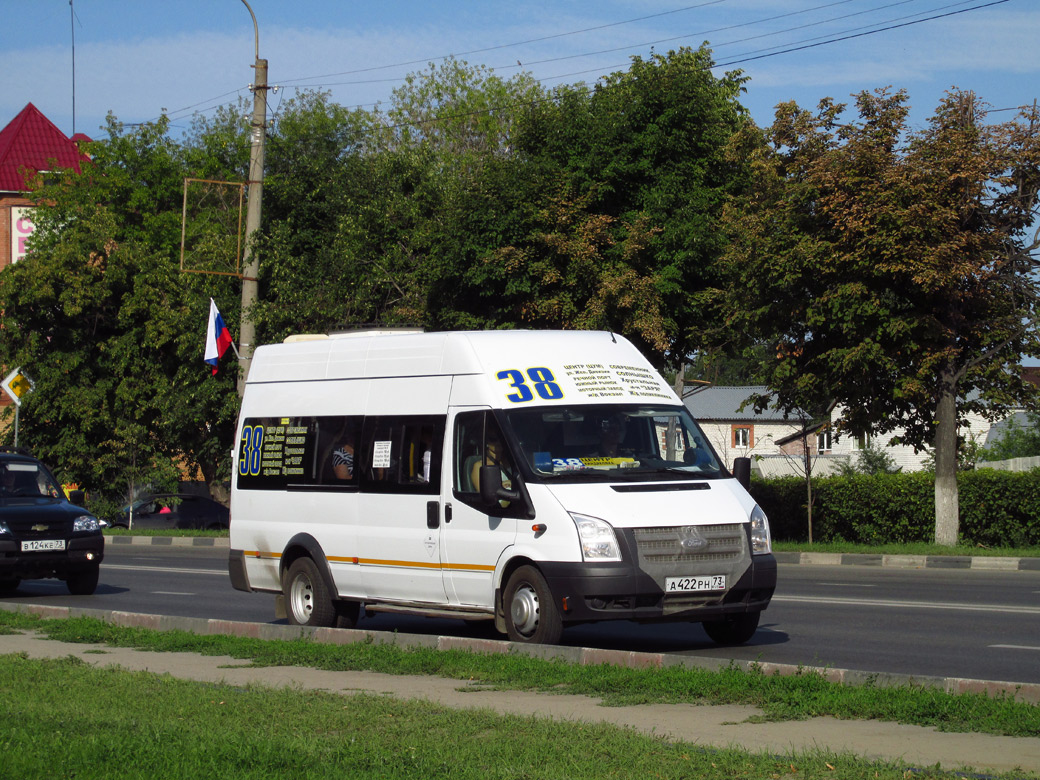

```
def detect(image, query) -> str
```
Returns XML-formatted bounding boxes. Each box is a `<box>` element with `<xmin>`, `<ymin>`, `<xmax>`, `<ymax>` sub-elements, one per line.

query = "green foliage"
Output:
<box><xmin>720</xmin><ymin>88</ymin><xmax>1040</xmax><ymax>544</ymax></box>
<box><xmin>835</xmin><ymin>439</ymin><xmax>901</xmax><ymax>476</ymax></box>
<box><xmin>509</xmin><ymin>47</ymin><xmax>750</xmax><ymax>362</ymax></box>
<box><xmin>980</xmin><ymin>413</ymin><xmax>1040</xmax><ymax>461</ymax></box>
<box><xmin>0</xmin><ymin>115</ymin><xmax>241</xmax><ymax>505</ymax></box>
<box><xmin>754</xmin><ymin>470</ymin><xmax>1040</xmax><ymax>547</ymax></box>
<box><xmin>0</xmin><ymin>52</ymin><xmax>751</xmax><ymax>506</ymax></box>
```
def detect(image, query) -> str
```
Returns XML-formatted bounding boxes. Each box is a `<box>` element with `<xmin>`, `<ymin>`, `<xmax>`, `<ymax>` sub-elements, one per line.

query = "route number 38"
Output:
<box><xmin>497</xmin><ymin>368</ymin><xmax>564</xmax><ymax>403</ymax></box>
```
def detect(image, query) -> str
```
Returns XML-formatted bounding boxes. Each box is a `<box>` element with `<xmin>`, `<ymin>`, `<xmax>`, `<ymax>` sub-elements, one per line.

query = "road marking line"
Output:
<box><xmin>816</xmin><ymin>583</ymin><xmax>878</xmax><ymax>588</ymax></box>
<box><xmin>773</xmin><ymin>594</ymin><xmax>1040</xmax><ymax>615</ymax></box>
<box><xmin>989</xmin><ymin>644</ymin><xmax>1040</xmax><ymax>651</ymax></box>
<box><xmin>102</xmin><ymin>564</ymin><xmax>225</xmax><ymax>576</ymax></box>
<box><xmin>152</xmin><ymin>591</ymin><xmax>196</xmax><ymax>596</ymax></box>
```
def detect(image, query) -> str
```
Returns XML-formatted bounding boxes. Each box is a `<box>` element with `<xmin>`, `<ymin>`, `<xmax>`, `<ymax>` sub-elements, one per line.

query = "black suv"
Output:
<box><xmin>0</xmin><ymin>450</ymin><xmax>104</xmax><ymax>595</ymax></box>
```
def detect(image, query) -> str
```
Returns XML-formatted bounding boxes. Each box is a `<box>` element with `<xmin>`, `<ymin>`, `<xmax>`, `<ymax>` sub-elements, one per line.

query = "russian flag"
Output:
<box><xmin>204</xmin><ymin>298</ymin><xmax>235</xmax><ymax>375</ymax></box>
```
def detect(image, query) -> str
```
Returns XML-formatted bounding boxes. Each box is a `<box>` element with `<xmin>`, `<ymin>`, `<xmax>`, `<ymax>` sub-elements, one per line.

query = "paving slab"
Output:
<box><xmin>2</xmin><ymin>631</ymin><xmax>1038</xmax><ymax>776</ymax></box>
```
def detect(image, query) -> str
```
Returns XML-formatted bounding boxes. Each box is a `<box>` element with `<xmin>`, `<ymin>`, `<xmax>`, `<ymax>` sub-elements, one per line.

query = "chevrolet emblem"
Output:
<box><xmin>31</xmin><ymin>524</ymin><xmax>49</xmax><ymax>532</ymax></box>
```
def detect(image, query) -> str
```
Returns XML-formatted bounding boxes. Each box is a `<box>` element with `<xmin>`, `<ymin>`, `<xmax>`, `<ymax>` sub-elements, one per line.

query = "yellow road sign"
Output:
<box><xmin>1</xmin><ymin>368</ymin><xmax>34</xmax><ymax>407</ymax></box>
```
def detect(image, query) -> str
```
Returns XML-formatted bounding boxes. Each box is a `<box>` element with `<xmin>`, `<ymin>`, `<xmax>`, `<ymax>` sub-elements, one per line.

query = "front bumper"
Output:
<box><xmin>0</xmin><ymin>535</ymin><xmax>105</xmax><ymax>580</ymax></box>
<box><xmin>539</xmin><ymin>553</ymin><xmax>776</xmax><ymax>625</ymax></box>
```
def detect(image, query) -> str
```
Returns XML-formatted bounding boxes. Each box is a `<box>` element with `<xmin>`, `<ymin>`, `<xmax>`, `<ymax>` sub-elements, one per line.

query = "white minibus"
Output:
<box><xmin>228</xmin><ymin>329</ymin><xmax>776</xmax><ymax>645</ymax></box>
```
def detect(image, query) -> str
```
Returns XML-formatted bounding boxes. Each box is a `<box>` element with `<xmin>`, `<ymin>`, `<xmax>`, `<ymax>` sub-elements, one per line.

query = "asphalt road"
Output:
<box><xmin>4</xmin><ymin>544</ymin><xmax>1039</xmax><ymax>685</ymax></box>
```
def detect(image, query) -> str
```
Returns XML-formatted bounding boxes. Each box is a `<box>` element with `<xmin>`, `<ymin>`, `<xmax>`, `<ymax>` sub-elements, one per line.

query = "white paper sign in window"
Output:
<box><xmin>372</xmin><ymin>441</ymin><xmax>392</xmax><ymax>469</ymax></box>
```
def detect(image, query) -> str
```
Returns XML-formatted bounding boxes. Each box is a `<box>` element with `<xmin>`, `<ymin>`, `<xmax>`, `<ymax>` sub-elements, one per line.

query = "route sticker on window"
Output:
<box><xmin>372</xmin><ymin>441</ymin><xmax>392</xmax><ymax>469</ymax></box>
<box><xmin>552</xmin><ymin>457</ymin><xmax>637</xmax><ymax>470</ymax></box>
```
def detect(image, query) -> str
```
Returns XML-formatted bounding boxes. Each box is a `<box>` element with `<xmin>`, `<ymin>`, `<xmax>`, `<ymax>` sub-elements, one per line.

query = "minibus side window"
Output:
<box><xmin>453</xmin><ymin>411</ymin><xmax>530</xmax><ymax>518</ymax></box>
<box><xmin>237</xmin><ymin>415</ymin><xmax>361</xmax><ymax>491</ymax></box>
<box><xmin>359</xmin><ymin>415</ymin><xmax>444</xmax><ymax>495</ymax></box>
<box><xmin>320</xmin><ymin>418</ymin><xmax>361</xmax><ymax>485</ymax></box>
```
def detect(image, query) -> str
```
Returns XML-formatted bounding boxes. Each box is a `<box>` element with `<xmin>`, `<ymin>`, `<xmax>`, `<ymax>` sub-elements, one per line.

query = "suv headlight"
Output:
<box><xmin>570</xmin><ymin>513</ymin><xmax>621</xmax><ymax>562</ymax></box>
<box><xmin>0</xmin><ymin>521</ymin><xmax>10</xmax><ymax>536</ymax></box>
<box><xmin>74</xmin><ymin>516</ymin><xmax>101</xmax><ymax>533</ymax></box>
<box><xmin>750</xmin><ymin>504</ymin><xmax>772</xmax><ymax>555</ymax></box>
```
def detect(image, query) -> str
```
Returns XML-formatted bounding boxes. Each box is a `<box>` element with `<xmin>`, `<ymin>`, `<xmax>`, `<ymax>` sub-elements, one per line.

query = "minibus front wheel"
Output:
<box><xmin>284</xmin><ymin>557</ymin><xmax>337</xmax><ymax>627</ymax></box>
<box><xmin>701</xmin><ymin>611</ymin><xmax>760</xmax><ymax>646</ymax></box>
<box><xmin>503</xmin><ymin>565</ymin><xmax>563</xmax><ymax>645</ymax></box>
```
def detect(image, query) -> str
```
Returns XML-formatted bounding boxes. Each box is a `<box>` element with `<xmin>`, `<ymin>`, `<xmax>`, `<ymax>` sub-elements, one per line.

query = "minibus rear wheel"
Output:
<box><xmin>284</xmin><ymin>557</ymin><xmax>337</xmax><ymax>627</ymax></box>
<box><xmin>503</xmin><ymin>565</ymin><xmax>563</xmax><ymax>645</ymax></box>
<box><xmin>701</xmin><ymin>612</ymin><xmax>760</xmax><ymax>645</ymax></box>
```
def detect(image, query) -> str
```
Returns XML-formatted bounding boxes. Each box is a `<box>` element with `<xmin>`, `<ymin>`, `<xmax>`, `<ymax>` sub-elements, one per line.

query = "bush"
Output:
<box><xmin>751</xmin><ymin>468</ymin><xmax>1040</xmax><ymax>546</ymax></box>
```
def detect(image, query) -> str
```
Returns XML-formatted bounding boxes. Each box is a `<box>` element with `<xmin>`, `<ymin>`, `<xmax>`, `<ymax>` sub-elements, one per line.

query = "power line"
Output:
<box><xmin>716</xmin><ymin>0</ymin><xmax>1011</xmax><ymax>67</ymax></box>
<box><xmin>165</xmin><ymin>0</ymin><xmax>871</xmax><ymax>120</ymax></box>
<box><xmin>275</xmin><ymin>0</ymin><xmax>735</xmax><ymax>87</ymax></box>
<box><xmin>161</xmin><ymin>0</ymin><xmax>1012</xmax><ymax>129</ymax></box>
<box><xmin>279</xmin><ymin>0</ymin><xmax>864</xmax><ymax>90</ymax></box>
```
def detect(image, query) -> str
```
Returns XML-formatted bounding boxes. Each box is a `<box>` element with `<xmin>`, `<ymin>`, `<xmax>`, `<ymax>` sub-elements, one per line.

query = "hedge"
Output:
<box><xmin>750</xmin><ymin>468</ymin><xmax>1040</xmax><ymax>547</ymax></box>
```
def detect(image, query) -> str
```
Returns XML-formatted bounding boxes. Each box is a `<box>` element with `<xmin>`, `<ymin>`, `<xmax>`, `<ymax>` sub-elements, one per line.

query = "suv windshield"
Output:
<box><xmin>502</xmin><ymin>404</ymin><xmax>723</xmax><ymax>482</ymax></box>
<box><xmin>0</xmin><ymin>461</ymin><xmax>63</xmax><ymax>500</ymax></box>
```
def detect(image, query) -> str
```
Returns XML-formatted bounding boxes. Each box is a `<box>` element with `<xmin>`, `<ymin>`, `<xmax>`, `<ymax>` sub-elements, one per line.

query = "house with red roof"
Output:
<box><xmin>0</xmin><ymin>102</ymin><xmax>90</xmax><ymax>271</ymax></box>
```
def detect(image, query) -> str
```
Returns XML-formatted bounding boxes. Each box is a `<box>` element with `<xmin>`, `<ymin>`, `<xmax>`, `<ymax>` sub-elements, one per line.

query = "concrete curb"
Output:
<box><xmin>2</xmin><ymin>600</ymin><xmax>1038</xmax><ymax>705</ymax></box>
<box><xmin>773</xmin><ymin>551</ymin><xmax>1040</xmax><ymax>571</ymax></box>
<box><xmin>105</xmin><ymin>535</ymin><xmax>227</xmax><ymax>547</ymax></box>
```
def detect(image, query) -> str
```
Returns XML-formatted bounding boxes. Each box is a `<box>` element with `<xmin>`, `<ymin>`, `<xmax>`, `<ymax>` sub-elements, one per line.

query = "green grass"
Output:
<box><xmin>0</xmin><ymin>653</ymin><xmax>1026</xmax><ymax>780</ymax></box>
<box><xmin>1</xmin><ymin>611</ymin><xmax>1037</xmax><ymax>740</ymax></box>
<box><xmin>103</xmin><ymin>527</ymin><xmax>229</xmax><ymax>538</ymax></box>
<box><xmin>773</xmin><ymin>541</ymin><xmax>1040</xmax><ymax>557</ymax></box>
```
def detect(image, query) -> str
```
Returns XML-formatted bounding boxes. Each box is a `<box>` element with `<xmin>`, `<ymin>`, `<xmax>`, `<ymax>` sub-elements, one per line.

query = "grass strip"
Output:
<box><xmin>0</xmin><ymin>653</ymin><xmax>1013</xmax><ymax>780</ymax></box>
<box><xmin>103</xmin><ymin>528</ymin><xmax>228</xmax><ymax>538</ymax></box>
<box><xmin>1</xmin><ymin>611</ymin><xmax>1036</xmax><ymax>739</ymax></box>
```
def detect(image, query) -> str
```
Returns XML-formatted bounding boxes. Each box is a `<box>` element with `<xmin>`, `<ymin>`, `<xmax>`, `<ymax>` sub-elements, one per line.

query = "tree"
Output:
<box><xmin>720</xmin><ymin>89</ymin><xmax>1040</xmax><ymax>545</ymax></box>
<box><xmin>510</xmin><ymin>47</ymin><xmax>750</xmax><ymax>364</ymax></box>
<box><xmin>0</xmin><ymin>115</ymin><xmax>241</xmax><ymax>511</ymax></box>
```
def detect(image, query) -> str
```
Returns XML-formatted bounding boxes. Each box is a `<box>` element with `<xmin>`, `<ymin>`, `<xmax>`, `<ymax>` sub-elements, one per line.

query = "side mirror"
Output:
<box><xmin>479</xmin><ymin>464</ymin><xmax>520</xmax><ymax>505</ymax></box>
<box><xmin>68</xmin><ymin>489</ymin><xmax>85</xmax><ymax>507</ymax></box>
<box><xmin>732</xmin><ymin>457</ymin><xmax>751</xmax><ymax>491</ymax></box>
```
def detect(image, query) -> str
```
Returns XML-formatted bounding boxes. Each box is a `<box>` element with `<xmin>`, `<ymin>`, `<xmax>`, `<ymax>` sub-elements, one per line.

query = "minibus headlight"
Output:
<box><xmin>750</xmin><ymin>505</ymin><xmax>772</xmax><ymax>555</ymax></box>
<box><xmin>570</xmin><ymin>513</ymin><xmax>621</xmax><ymax>562</ymax></box>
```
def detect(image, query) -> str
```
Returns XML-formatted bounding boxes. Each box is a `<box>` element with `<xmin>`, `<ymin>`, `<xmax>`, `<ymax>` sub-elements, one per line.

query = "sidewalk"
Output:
<box><xmin>1</xmin><ymin>606</ymin><xmax>1038</xmax><ymax>775</ymax></box>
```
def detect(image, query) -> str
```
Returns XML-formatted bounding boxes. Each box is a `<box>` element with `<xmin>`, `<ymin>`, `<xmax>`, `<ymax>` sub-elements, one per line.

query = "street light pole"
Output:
<box><xmin>238</xmin><ymin>0</ymin><xmax>266</xmax><ymax>397</ymax></box>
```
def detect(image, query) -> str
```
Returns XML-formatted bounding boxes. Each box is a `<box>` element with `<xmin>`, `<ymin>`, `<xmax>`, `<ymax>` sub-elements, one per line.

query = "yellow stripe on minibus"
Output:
<box><xmin>248</xmin><ymin>550</ymin><xmax>493</xmax><ymax>573</ymax></box>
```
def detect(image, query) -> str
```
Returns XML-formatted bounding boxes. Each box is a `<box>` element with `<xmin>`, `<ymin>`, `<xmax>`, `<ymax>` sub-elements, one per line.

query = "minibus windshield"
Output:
<box><xmin>502</xmin><ymin>404</ymin><xmax>724</xmax><ymax>482</ymax></box>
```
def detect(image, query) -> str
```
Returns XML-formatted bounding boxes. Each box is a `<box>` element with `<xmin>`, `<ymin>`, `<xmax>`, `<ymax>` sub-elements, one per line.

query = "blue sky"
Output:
<box><xmin>2</xmin><ymin>0</ymin><xmax>1037</xmax><ymax>139</ymax></box>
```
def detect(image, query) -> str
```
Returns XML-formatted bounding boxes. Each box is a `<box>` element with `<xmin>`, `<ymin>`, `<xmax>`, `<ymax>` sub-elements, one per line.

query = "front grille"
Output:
<box><xmin>632</xmin><ymin>524</ymin><xmax>745</xmax><ymax>566</ymax></box>
<box><xmin>629</xmin><ymin>523</ymin><xmax>751</xmax><ymax>614</ymax></box>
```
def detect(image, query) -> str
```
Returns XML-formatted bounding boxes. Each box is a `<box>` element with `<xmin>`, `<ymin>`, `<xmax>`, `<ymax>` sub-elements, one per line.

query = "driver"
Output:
<box><xmin>597</xmin><ymin>415</ymin><xmax>630</xmax><ymax>458</ymax></box>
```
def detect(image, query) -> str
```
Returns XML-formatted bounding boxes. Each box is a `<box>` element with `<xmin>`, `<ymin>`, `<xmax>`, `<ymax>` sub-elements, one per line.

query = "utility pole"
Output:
<box><xmin>238</xmin><ymin>1</ymin><xmax>266</xmax><ymax>397</ymax></box>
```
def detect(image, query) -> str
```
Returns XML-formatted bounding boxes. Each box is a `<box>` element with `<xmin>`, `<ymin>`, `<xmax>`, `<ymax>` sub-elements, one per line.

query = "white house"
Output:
<box><xmin>682</xmin><ymin>386</ymin><xmax>836</xmax><ymax>476</ymax></box>
<box><xmin>685</xmin><ymin>385</ymin><xmax>1007</xmax><ymax>476</ymax></box>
